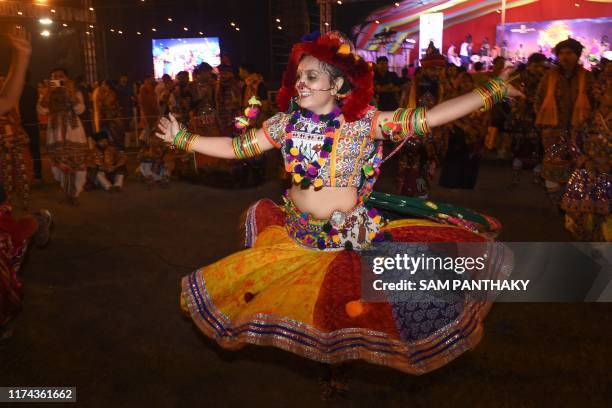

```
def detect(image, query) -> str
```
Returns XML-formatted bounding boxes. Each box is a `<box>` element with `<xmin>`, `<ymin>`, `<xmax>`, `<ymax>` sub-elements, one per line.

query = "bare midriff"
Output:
<box><xmin>288</xmin><ymin>185</ymin><xmax>359</xmax><ymax>220</ymax></box>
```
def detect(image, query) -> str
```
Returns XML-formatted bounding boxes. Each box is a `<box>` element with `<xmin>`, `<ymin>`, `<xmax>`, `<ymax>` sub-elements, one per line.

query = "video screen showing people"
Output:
<box><xmin>152</xmin><ymin>37</ymin><xmax>221</xmax><ymax>79</ymax></box>
<box><xmin>498</xmin><ymin>17</ymin><xmax>611</xmax><ymax>69</ymax></box>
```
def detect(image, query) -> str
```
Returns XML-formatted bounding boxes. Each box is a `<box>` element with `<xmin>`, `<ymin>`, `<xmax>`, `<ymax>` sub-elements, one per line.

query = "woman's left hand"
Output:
<box><xmin>156</xmin><ymin>113</ymin><xmax>180</xmax><ymax>144</ymax></box>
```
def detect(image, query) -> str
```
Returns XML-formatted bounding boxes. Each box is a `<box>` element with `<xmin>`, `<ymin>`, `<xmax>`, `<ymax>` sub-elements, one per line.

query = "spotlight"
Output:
<box><xmin>41</xmin><ymin>30</ymin><xmax>50</xmax><ymax>37</ymax></box>
<box><xmin>39</xmin><ymin>18</ymin><xmax>53</xmax><ymax>25</ymax></box>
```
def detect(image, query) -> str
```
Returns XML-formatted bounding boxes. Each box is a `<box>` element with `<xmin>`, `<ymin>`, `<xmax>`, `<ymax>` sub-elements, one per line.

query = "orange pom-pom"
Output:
<box><xmin>337</xmin><ymin>43</ymin><xmax>351</xmax><ymax>56</ymax></box>
<box><xmin>345</xmin><ymin>300</ymin><xmax>364</xmax><ymax>318</ymax></box>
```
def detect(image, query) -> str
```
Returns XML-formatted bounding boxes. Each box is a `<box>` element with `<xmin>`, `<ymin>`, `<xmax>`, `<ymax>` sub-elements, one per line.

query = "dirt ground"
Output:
<box><xmin>1</xmin><ymin>156</ymin><xmax>610</xmax><ymax>407</ymax></box>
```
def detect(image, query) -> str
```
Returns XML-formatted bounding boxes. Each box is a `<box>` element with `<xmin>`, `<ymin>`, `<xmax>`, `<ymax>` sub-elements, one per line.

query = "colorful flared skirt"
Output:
<box><xmin>0</xmin><ymin>204</ymin><xmax>36</xmax><ymax>326</ymax></box>
<box><xmin>181</xmin><ymin>195</ymin><xmax>505</xmax><ymax>374</ymax></box>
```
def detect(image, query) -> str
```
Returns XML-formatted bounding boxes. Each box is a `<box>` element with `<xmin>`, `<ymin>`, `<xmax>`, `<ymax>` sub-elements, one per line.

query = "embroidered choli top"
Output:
<box><xmin>262</xmin><ymin>108</ymin><xmax>380</xmax><ymax>188</ymax></box>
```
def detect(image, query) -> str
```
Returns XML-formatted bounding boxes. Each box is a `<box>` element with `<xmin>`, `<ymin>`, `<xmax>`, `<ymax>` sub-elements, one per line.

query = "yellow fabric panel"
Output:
<box><xmin>201</xmin><ymin>226</ymin><xmax>337</xmax><ymax>326</ymax></box>
<box><xmin>382</xmin><ymin>218</ymin><xmax>450</xmax><ymax>230</ymax></box>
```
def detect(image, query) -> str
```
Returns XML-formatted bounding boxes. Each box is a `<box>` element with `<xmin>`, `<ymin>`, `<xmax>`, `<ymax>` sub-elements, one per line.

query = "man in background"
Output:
<box><xmin>374</xmin><ymin>56</ymin><xmax>401</xmax><ymax>111</ymax></box>
<box><xmin>116</xmin><ymin>74</ymin><xmax>135</xmax><ymax>145</ymax></box>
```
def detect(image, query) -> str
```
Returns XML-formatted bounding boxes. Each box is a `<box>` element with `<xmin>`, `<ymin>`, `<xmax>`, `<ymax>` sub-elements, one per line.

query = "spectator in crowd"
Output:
<box><xmin>373</xmin><ymin>56</ymin><xmax>402</xmax><ymax>110</ymax></box>
<box><xmin>90</xmin><ymin>131</ymin><xmax>127</xmax><ymax>192</ymax></box>
<box><xmin>168</xmin><ymin>71</ymin><xmax>193</xmax><ymax>127</ymax></box>
<box><xmin>535</xmin><ymin>38</ymin><xmax>595</xmax><ymax>208</ymax></box>
<box><xmin>138</xmin><ymin>76</ymin><xmax>160</xmax><ymax>145</ymax></box>
<box><xmin>459</xmin><ymin>35</ymin><xmax>472</xmax><ymax>68</ymax></box>
<box><xmin>116</xmin><ymin>74</ymin><xmax>135</xmax><ymax>142</ymax></box>
<box><xmin>94</xmin><ymin>80</ymin><xmax>126</xmax><ymax>150</ymax></box>
<box><xmin>37</xmin><ymin>67</ymin><xmax>89</xmax><ymax>205</ymax></box>
<box><xmin>471</xmin><ymin>61</ymin><xmax>489</xmax><ymax>86</ymax></box>
<box><xmin>155</xmin><ymin>74</ymin><xmax>174</xmax><ymax>115</ymax></box>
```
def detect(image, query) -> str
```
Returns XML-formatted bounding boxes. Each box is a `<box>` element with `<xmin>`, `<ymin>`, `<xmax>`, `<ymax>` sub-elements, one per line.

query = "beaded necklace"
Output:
<box><xmin>284</xmin><ymin>105</ymin><xmax>342</xmax><ymax>189</ymax></box>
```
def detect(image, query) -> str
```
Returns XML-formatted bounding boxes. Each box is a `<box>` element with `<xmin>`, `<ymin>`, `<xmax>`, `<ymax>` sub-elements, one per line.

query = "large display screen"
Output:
<box><xmin>497</xmin><ymin>18</ymin><xmax>611</xmax><ymax>67</ymax></box>
<box><xmin>152</xmin><ymin>37</ymin><xmax>221</xmax><ymax>79</ymax></box>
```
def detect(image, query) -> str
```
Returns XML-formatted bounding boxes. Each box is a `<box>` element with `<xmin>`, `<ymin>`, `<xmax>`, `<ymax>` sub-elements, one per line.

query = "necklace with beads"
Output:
<box><xmin>284</xmin><ymin>105</ymin><xmax>342</xmax><ymax>189</ymax></box>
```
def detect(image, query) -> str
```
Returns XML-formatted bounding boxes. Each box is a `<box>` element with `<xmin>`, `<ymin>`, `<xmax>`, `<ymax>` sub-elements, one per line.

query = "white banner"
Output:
<box><xmin>419</xmin><ymin>13</ymin><xmax>444</xmax><ymax>58</ymax></box>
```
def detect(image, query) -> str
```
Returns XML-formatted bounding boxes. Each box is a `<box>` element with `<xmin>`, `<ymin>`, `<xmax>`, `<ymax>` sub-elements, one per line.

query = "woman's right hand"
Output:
<box><xmin>155</xmin><ymin>113</ymin><xmax>180</xmax><ymax>144</ymax></box>
<box><xmin>7</xmin><ymin>25</ymin><xmax>31</xmax><ymax>57</ymax></box>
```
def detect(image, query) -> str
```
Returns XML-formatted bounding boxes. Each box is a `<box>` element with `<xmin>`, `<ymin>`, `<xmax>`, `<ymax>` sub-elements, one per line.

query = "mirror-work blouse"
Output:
<box><xmin>262</xmin><ymin>108</ymin><xmax>380</xmax><ymax>188</ymax></box>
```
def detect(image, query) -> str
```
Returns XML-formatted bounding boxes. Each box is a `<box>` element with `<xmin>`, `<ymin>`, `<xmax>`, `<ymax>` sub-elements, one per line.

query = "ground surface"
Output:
<box><xmin>1</xmin><ymin>156</ymin><xmax>610</xmax><ymax>407</ymax></box>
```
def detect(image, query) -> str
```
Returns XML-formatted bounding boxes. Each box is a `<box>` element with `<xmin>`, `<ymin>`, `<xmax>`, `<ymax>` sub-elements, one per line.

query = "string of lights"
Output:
<box><xmin>3</xmin><ymin>0</ymin><xmax>359</xmax><ymax>38</ymax></box>
<box><xmin>4</xmin><ymin>1</ymin><xmax>332</xmax><ymax>37</ymax></box>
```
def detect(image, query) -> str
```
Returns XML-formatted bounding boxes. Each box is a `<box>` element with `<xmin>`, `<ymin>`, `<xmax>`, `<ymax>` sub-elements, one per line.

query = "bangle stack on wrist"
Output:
<box><xmin>232</xmin><ymin>128</ymin><xmax>262</xmax><ymax>159</ymax></box>
<box><xmin>474</xmin><ymin>77</ymin><xmax>508</xmax><ymax>112</ymax></box>
<box><xmin>389</xmin><ymin>107</ymin><xmax>431</xmax><ymax>142</ymax></box>
<box><xmin>173</xmin><ymin>129</ymin><xmax>197</xmax><ymax>152</ymax></box>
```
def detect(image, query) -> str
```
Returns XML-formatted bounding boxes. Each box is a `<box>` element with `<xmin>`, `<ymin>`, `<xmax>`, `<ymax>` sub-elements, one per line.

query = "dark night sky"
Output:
<box><xmin>94</xmin><ymin>0</ymin><xmax>272</xmax><ymax>81</ymax></box>
<box><xmin>94</xmin><ymin>0</ymin><xmax>395</xmax><ymax>82</ymax></box>
<box><xmin>0</xmin><ymin>0</ymin><xmax>396</xmax><ymax>84</ymax></box>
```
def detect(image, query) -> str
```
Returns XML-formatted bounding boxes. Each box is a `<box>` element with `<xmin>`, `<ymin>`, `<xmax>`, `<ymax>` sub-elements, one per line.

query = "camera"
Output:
<box><xmin>50</xmin><ymin>79</ymin><xmax>65</xmax><ymax>87</ymax></box>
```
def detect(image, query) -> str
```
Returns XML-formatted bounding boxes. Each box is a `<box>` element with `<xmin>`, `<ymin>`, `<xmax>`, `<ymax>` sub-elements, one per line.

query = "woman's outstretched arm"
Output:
<box><xmin>373</xmin><ymin>65</ymin><xmax>522</xmax><ymax>140</ymax></box>
<box><xmin>155</xmin><ymin>113</ymin><xmax>277</xmax><ymax>159</ymax></box>
<box><xmin>0</xmin><ymin>27</ymin><xmax>31</xmax><ymax>116</ymax></box>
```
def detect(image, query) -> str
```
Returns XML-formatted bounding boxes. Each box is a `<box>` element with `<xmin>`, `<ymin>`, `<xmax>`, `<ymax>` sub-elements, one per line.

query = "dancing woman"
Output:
<box><xmin>156</xmin><ymin>32</ymin><xmax>520</xmax><ymax>381</ymax></box>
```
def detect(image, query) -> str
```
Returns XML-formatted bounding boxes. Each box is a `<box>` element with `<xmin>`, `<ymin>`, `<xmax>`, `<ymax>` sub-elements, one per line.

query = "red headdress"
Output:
<box><xmin>276</xmin><ymin>32</ymin><xmax>374</xmax><ymax>122</ymax></box>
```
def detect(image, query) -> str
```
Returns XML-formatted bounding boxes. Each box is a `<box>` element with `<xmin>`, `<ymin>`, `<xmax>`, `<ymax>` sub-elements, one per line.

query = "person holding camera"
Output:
<box><xmin>37</xmin><ymin>68</ymin><xmax>90</xmax><ymax>205</ymax></box>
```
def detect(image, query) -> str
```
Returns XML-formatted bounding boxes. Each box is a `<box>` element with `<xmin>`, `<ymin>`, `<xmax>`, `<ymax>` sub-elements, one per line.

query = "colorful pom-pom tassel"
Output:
<box><xmin>248</xmin><ymin>96</ymin><xmax>262</xmax><ymax>106</ymax></box>
<box><xmin>337</xmin><ymin>43</ymin><xmax>352</xmax><ymax>56</ymax></box>
<box><xmin>345</xmin><ymin>300</ymin><xmax>364</xmax><ymax>317</ymax></box>
<box><xmin>234</xmin><ymin>116</ymin><xmax>249</xmax><ymax>129</ymax></box>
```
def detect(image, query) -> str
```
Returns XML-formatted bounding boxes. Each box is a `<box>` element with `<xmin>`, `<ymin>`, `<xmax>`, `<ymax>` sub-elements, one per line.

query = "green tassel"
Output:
<box><xmin>368</xmin><ymin>191</ymin><xmax>492</xmax><ymax>231</ymax></box>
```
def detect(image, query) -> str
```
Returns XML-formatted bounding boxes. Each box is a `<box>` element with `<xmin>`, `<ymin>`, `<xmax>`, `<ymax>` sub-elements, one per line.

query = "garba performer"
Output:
<box><xmin>155</xmin><ymin>32</ymin><xmax>520</xmax><ymax>388</ymax></box>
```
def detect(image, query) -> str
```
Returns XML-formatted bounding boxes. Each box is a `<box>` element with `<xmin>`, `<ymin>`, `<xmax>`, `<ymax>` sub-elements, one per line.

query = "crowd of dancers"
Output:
<box><xmin>372</xmin><ymin>38</ymin><xmax>610</xmax><ymax>242</ymax></box>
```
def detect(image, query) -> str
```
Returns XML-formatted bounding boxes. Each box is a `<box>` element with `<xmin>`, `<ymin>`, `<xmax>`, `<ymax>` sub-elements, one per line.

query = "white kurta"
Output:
<box><xmin>37</xmin><ymin>90</ymin><xmax>89</xmax><ymax>197</ymax></box>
